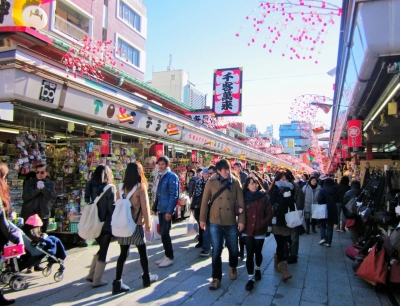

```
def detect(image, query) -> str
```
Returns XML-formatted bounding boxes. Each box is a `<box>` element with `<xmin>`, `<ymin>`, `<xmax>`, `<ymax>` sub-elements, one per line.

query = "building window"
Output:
<box><xmin>119</xmin><ymin>1</ymin><xmax>141</xmax><ymax>32</ymax></box>
<box><xmin>117</xmin><ymin>38</ymin><xmax>140</xmax><ymax>67</ymax></box>
<box><xmin>102</xmin><ymin>28</ymin><xmax>107</xmax><ymax>42</ymax></box>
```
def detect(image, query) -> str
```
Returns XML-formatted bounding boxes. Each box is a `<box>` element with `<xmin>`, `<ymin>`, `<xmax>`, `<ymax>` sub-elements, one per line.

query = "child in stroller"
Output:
<box><xmin>1</xmin><ymin>215</ymin><xmax>66</xmax><ymax>291</ymax></box>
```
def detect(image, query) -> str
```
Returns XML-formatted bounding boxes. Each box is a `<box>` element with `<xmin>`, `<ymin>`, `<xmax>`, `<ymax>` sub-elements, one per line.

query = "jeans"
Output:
<box><xmin>243</xmin><ymin>236</ymin><xmax>265</xmax><ymax>275</ymax></box>
<box><xmin>209</xmin><ymin>223</ymin><xmax>238</xmax><ymax>281</ymax></box>
<box><xmin>336</xmin><ymin>203</ymin><xmax>346</xmax><ymax>230</ymax></box>
<box><xmin>95</xmin><ymin>231</ymin><xmax>113</xmax><ymax>262</ymax></box>
<box><xmin>320</xmin><ymin>221</ymin><xmax>334</xmax><ymax>244</ymax></box>
<box><xmin>194</xmin><ymin>207</ymin><xmax>211</xmax><ymax>252</ymax></box>
<box><xmin>158</xmin><ymin>213</ymin><xmax>174</xmax><ymax>259</ymax></box>
<box><xmin>290</xmin><ymin>227</ymin><xmax>299</xmax><ymax>258</ymax></box>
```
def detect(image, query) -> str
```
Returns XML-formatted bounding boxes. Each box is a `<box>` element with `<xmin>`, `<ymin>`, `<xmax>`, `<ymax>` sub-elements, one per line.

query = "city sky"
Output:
<box><xmin>143</xmin><ymin>0</ymin><xmax>341</xmax><ymax>139</ymax></box>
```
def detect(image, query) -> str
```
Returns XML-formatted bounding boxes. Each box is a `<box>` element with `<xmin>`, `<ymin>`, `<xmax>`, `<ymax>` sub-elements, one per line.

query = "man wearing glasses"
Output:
<box><xmin>21</xmin><ymin>164</ymin><xmax>56</xmax><ymax>233</ymax></box>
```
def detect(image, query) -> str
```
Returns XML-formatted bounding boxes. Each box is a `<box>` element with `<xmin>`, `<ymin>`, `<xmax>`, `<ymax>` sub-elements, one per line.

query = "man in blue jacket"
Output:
<box><xmin>152</xmin><ymin>156</ymin><xmax>179</xmax><ymax>268</ymax></box>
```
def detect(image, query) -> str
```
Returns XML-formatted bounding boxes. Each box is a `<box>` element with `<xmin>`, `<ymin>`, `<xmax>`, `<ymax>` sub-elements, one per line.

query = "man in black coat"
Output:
<box><xmin>21</xmin><ymin>164</ymin><xmax>56</xmax><ymax>233</ymax></box>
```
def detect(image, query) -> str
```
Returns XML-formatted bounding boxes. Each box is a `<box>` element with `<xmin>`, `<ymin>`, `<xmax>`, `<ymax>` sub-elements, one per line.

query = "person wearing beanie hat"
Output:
<box><xmin>152</xmin><ymin>156</ymin><xmax>179</xmax><ymax>268</ymax></box>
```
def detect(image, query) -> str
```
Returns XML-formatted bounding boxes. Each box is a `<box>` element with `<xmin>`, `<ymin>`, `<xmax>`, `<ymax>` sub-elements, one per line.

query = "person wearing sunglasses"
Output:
<box><xmin>21</xmin><ymin>164</ymin><xmax>56</xmax><ymax>234</ymax></box>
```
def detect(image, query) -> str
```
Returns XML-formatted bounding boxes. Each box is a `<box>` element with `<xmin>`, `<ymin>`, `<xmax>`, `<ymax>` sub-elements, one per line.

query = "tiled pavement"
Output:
<box><xmin>7</xmin><ymin>222</ymin><xmax>392</xmax><ymax>306</ymax></box>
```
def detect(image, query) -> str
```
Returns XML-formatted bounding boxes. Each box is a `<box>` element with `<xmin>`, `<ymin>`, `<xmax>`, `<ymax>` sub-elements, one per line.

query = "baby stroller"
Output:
<box><xmin>0</xmin><ymin>221</ymin><xmax>66</xmax><ymax>291</ymax></box>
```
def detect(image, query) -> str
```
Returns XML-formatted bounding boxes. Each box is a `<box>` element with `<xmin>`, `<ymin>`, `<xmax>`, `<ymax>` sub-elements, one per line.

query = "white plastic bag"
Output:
<box><xmin>312</xmin><ymin>204</ymin><xmax>328</xmax><ymax>219</ymax></box>
<box><xmin>285</xmin><ymin>204</ymin><xmax>303</xmax><ymax>228</ymax></box>
<box><xmin>144</xmin><ymin>225</ymin><xmax>154</xmax><ymax>243</ymax></box>
<box><xmin>152</xmin><ymin>215</ymin><xmax>161</xmax><ymax>240</ymax></box>
<box><xmin>186</xmin><ymin>213</ymin><xmax>198</xmax><ymax>236</ymax></box>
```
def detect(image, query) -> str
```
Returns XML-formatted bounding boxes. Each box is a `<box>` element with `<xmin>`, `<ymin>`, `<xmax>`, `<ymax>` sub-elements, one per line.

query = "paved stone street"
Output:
<box><xmin>6</xmin><ymin>222</ymin><xmax>392</xmax><ymax>306</ymax></box>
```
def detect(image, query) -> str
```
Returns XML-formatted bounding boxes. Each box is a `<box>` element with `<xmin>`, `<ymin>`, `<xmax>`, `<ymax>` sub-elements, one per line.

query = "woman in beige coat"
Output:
<box><xmin>112</xmin><ymin>162</ymin><xmax>158</xmax><ymax>295</ymax></box>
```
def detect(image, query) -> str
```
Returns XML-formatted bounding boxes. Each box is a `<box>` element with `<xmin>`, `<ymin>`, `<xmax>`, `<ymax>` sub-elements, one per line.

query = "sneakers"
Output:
<box><xmin>159</xmin><ymin>258</ymin><xmax>174</xmax><ymax>268</ymax></box>
<box><xmin>245</xmin><ymin>279</ymin><xmax>254</xmax><ymax>291</ymax></box>
<box><xmin>209</xmin><ymin>278</ymin><xmax>221</xmax><ymax>290</ymax></box>
<box><xmin>255</xmin><ymin>270</ymin><xmax>261</xmax><ymax>281</ymax></box>
<box><xmin>155</xmin><ymin>256</ymin><xmax>168</xmax><ymax>265</ymax></box>
<box><xmin>336</xmin><ymin>228</ymin><xmax>340</xmax><ymax>232</ymax></box>
<box><xmin>194</xmin><ymin>243</ymin><xmax>202</xmax><ymax>248</ymax></box>
<box><xmin>198</xmin><ymin>250</ymin><xmax>210</xmax><ymax>257</ymax></box>
<box><xmin>319</xmin><ymin>239</ymin><xmax>326</xmax><ymax>245</ymax></box>
<box><xmin>229</xmin><ymin>267</ymin><xmax>237</xmax><ymax>280</ymax></box>
<box><xmin>142</xmin><ymin>273</ymin><xmax>158</xmax><ymax>287</ymax></box>
<box><xmin>325</xmin><ymin>244</ymin><xmax>331</xmax><ymax>247</ymax></box>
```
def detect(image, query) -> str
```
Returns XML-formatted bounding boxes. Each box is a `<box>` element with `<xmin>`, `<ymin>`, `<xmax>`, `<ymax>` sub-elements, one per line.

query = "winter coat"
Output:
<box><xmin>21</xmin><ymin>178</ymin><xmax>56</xmax><ymax>220</ymax></box>
<box><xmin>188</xmin><ymin>176</ymin><xmax>199</xmax><ymax>198</ymax></box>
<box><xmin>317</xmin><ymin>185</ymin><xmax>338</xmax><ymax>224</ymax></box>
<box><xmin>293</xmin><ymin>183</ymin><xmax>305</xmax><ymax>210</ymax></box>
<box><xmin>0</xmin><ymin>198</ymin><xmax>19</xmax><ymax>249</ymax></box>
<box><xmin>302</xmin><ymin>184</ymin><xmax>321</xmax><ymax>213</ymax></box>
<box><xmin>242</xmin><ymin>192</ymin><xmax>273</xmax><ymax>236</ymax></box>
<box><xmin>190</xmin><ymin>178</ymin><xmax>207</xmax><ymax>209</ymax></box>
<box><xmin>200</xmin><ymin>175</ymin><xmax>245</xmax><ymax>226</ymax></box>
<box><xmin>85</xmin><ymin>181</ymin><xmax>116</xmax><ymax>232</ymax></box>
<box><xmin>154</xmin><ymin>171</ymin><xmax>179</xmax><ymax>215</ymax></box>
<box><xmin>269</xmin><ymin>183</ymin><xmax>296</xmax><ymax>227</ymax></box>
<box><xmin>335</xmin><ymin>183</ymin><xmax>351</xmax><ymax>204</ymax></box>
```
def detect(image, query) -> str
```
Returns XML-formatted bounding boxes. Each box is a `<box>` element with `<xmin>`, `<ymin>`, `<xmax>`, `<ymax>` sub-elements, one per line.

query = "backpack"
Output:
<box><xmin>78</xmin><ymin>184</ymin><xmax>114</xmax><ymax>240</ymax></box>
<box><xmin>111</xmin><ymin>183</ymin><xmax>140</xmax><ymax>238</ymax></box>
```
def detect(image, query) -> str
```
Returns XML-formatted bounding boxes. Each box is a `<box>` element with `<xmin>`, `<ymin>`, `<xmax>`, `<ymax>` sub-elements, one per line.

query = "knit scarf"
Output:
<box><xmin>244</xmin><ymin>189</ymin><xmax>265</xmax><ymax>203</ymax></box>
<box><xmin>151</xmin><ymin>167</ymin><xmax>171</xmax><ymax>194</ymax></box>
<box><xmin>216</xmin><ymin>173</ymin><xmax>233</xmax><ymax>191</ymax></box>
<box><xmin>275</xmin><ymin>181</ymin><xmax>294</xmax><ymax>191</ymax></box>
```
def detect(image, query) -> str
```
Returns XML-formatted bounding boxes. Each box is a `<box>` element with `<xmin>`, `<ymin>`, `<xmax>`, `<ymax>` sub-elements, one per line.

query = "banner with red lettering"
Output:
<box><xmin>341</xmin><ymin>138</ymin><xmax>350</xmax><ymax>160</ymax></box>
<box><xmin>191</xmin><ymin>150</ymin><xmax>198</xmax><ymax>163</ymax></box>
<box><xmin>155</xmin><ymin>144</ymin><xmax>164</xmax><ymax>160</ymax></box>
<box><xmin>212</xmin><ymin>155</ymin><xmax>219</xmax><ymax>165</ymax></box>
<box><xmin>101</xmin><ymin>132</ymin><xmax>112</xmax><ymax>157</ymax></box>
<box><xmin>348</xmin><ymin>118</ymin><xmax>364</xmax><ymax>151</ymax></box>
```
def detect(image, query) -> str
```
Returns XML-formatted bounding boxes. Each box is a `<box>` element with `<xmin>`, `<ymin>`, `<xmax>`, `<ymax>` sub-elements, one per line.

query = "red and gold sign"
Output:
<box><xmin>341</xmin><ymin>138</ymin><xmax>350</xmax><ymax>160</ymax></box>
<box><xmin>155</xmin><ymin>144</ymin><xmax>164</xmax><ymax>160</ymax></box>
<box><xmin>191</xmin><ymin>150</ymin><xmax>198</xmax><ymax>163</ymax></box>
<box><xmin>100</xmin><ymin>132</ymin><xmax>112</xmax><ymax>157</ymax></box>
<box><xmin>347</xmin><ymin>118</ymin><xmax>363</xmax><ymax>151</ymax></box>
<box><xmin>212</xmin><ymin>155</ymin><xmax>219</xmax><ymax>165</ymax></box>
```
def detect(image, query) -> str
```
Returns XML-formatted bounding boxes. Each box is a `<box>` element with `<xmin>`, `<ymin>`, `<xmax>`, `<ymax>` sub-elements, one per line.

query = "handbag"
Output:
<box><xmin>311</xmin><ymin>204</ymin><xmax>327</xmax><ymax>219</ymax></box>
<box><xmin>285</xmin><ymin>203</ymin><xmax>303</xmax><ymax>228</ymax></box>
<box><xmin>389</xmin><ymin>260</ymin><xmax>400</xmax><ymax>283</ymax></box>
<box><xmin>356</xmin><ymin>243</ymin><xmax>387</xmax><ymax>284</ymax></box>
<box><xmin>373</xmin><ymin>211</ymin><xmax>396</xmax><ymax>224</ymax></box>
<box><xmin>78</xmin><ymin>184</ymin><xmax>114</xmax><ymax>240</ymax></box>
<box><xmin>344</xmin><ymin>196</ymin><xmax>358</xmax><ymax>218</ymax></box>
<box><xmin>345</xmin><ymin>244</ymin><xmax>362</xmax><ymax>261</ymax></box>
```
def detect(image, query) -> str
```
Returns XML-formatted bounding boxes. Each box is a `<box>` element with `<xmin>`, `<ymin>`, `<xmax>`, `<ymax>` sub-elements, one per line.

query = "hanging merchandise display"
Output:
<box><xmin>348</xmin><ymin>117</ymin><xmax>364</xmax><ymax>152</ymax></box>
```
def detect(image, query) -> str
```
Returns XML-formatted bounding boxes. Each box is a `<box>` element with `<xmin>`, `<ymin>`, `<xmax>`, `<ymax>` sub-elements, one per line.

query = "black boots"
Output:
<box><xmin>112</xmin><ymin>279</ymin><xmax>130</xmax><ymax>295</ymax></box>
<box><xmin>0</xmin><ymin>292</ymin><xmax>15</xmax><ymax>305</ymax></box>
<box><xmin>142</xmin><ymin>273</ymin><xmax>158</xmax><ymax>288</ymax></box>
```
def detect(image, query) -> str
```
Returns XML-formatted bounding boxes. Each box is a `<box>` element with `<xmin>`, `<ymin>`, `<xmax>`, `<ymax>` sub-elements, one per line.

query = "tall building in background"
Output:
<box><xmin>40</xmin><ymin>0</ymin><xmax>147</xmax><ymax>80</ymax></box>
<box><xmin>279</xmin><ymin>121</ymin><xmax>311</xmax><ymax>157</ymax></box>
<box><xmin>246</xmin><ymin>124</ymin><xmax>259</xmax><ymax>137</ymax></box>
<box><xmin>147</xmin><ymin>70</ymin><xmax>206</xmax><ymax>108</ymax></box>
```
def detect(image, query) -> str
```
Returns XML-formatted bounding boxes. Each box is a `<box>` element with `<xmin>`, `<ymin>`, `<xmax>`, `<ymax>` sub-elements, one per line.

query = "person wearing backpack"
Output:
<box><xmin>84</xmin><ymin>165</ymin><xmax>116</xmax><ymax>287</ymax></box>
<box><xmin>152</xmin><ymin>156</ymin><xmax>179</xmax><ymax>268</ymax></box>
<box><xmin>112</xmin><ymin>162</ymin><xmax>158</xmax><ymax>294</ymax></box>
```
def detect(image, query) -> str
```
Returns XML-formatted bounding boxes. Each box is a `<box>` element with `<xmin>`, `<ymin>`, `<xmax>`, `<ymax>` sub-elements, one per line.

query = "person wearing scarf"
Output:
<box><xmin>242</xmin><ymin>177</ymin><xmax>273</xmax><ymax>291</ymax></box>
<box><xmin>269</xmin><ymin>171</ymin><xmax>295</xmax><ymax>282</ymax></box>
<box><xmin>302</xmin><ymin>176</ymin><xmax>321</xmax><ymax>234</ymax></box>
<box><xmin>200</xmin><ymin>159</ymin><xmax>245</xmax><ymax>291</ymax></box>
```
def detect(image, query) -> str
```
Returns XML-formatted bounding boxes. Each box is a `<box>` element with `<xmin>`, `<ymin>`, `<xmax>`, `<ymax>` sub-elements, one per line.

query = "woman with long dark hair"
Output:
<box><xmin>242</xmin><ymin>176</ymin><xmax>272</xmax><ymax>291</ymax></box>
<box><xmin>269</xmin><ymin>171</ymin><xmax>294</xmax><ymax>282</ymax></box>
<box><xmin>0</xmin><ymin>162</ymin><xmax>20</xmax><ymax>305</ymax></box>
<box><xmin>112</xmin><ymin>162</ymin><xmax>158</xmax><ymax>295</ymax></box>
<box><xmin>84</xmin><ymin>165</ymin><xmax>116</xmax><ymax>287</ymax></box>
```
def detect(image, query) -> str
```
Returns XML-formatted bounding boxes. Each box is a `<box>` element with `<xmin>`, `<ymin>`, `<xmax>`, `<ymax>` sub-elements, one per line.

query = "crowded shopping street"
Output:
<box><xmin>1</xmin><ymin>0</ymin><xmax>400</xmax><ymax>305</ymax></box>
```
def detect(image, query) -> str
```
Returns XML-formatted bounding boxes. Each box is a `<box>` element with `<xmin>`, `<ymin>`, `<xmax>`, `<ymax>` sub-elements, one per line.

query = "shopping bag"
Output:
<box><xmin>152</xmin><ymin>215</ymin><xmax>161</xmax><ymax>240</ymax></box>
<box><xmin>356</xmin><ymin>243</ymin><xmax>387</xmax><ymax>284</ymax></box>
<box><xmin>285</xmin><ymin>204</ymin><xmax>303</xmax><ymax>228</ymax></box>
<box><xmin>144</xmin><ymin>225</ymin><xmax>155</xmax><ymax>243</ymax></box>
<box><xmin>311</xmin><ymin>204</ymin><xmax>328</xmax><ymax>219</ymax></box>
<box><xmin>186</xmin><ymin>213</ymin><xmax>198</xmax><ymax>236</ymax></box>
<box><xmin>3</xmin><ymin>230</ymin><xmax>25</xmax><ymax>259</ymax></box>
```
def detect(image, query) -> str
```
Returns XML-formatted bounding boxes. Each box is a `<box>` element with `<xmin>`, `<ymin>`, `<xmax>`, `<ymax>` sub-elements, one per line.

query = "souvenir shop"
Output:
<box><xmin>0</xmin><ymin>47</ymin><xmax>294</xmax><ymax>244</ymax></box>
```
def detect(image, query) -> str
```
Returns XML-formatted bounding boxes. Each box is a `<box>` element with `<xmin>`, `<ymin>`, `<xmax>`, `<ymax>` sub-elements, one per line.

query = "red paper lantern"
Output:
<box><xmin>347</xmin><ymin>117</ymin><xmax>364</xmax><ymax>152</ymax></box>
<box><xmin>155</xmin><ymin>144</ymin><xmax>164</xmax><ymax>160</ymax></box>
<box><xmin>341</xmin><ymin>138</ymin><xmax>350</xmax><ymax>160</ymax></box>
<box><xmin>212</xmin><ymin>155</ymin><xmax>219</xmax><ymax>165</ymax></box>
<box><xmin>191</xmin><ymin>150</ymin><xmax>198</xmax><ymax>163</ymax></box>
<box><xmin>101</xmin><ymin>132</ymin><xmax>112</xmax><ymax>157</ymax></box>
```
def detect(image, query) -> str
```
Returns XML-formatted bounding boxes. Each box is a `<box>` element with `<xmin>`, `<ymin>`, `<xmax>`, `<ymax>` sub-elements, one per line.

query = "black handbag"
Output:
<box><xmin>373</xmin><ymin>211</ymin><xmax>396</xmax><ymax>224</ymax></box>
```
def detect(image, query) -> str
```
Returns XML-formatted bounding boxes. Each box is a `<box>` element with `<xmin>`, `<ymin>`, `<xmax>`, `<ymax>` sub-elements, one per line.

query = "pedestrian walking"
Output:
<box><xmin>269</xmin><ymin>171</ymin><xmax>294</xmax><ymax>282</ymax></box>
<box><xmin>152</xmin><ymin>156</ymin><xmax>179</xmax><ymax>268</ymax></box>
<box><xmin>302</xmin><ymin>176</ymin><xmax>321</xmax><ymax>234</ymax></box>
<box><xmin>84</xmin><ymin>165</ymin><xmax>116</xmax><ymax>287</ymax></box>
<box><xmin>200</xmin><ymin>159</ymin><xmax>245</xmax><ymax>290</ymax></box>
<box><xmin>317</xmin><ymin>177</ymin><xmax>337</xmax><ymax>247</ymax></box>
<box><xmin>242</xmin><ymin>176</ymin><xmax>273</xmax><ymax>291</ymax></box>
<box><xmin>0</xmin><ymin>162</ymin><xmax>20</xmax><ymax>305</ymax></box>
<box><xmin>334</xmin><ymin>176</ymin><xmax>350</xmax><ymax>232</ymax></box>
<box><xmin>112</xmin><ymin>162</ymin><xmax>158</xmax><ymax>295</ymax></box>
<box><xmin>190</xmin><ymin>167</ymin><xmax>211</xmax><ymax>256</ymax></box>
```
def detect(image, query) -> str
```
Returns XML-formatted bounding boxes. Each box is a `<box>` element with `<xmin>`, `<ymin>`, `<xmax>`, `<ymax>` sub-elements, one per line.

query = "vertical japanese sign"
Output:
<box><xmin>191</xmin><ymin>150</ymin><xmax>198</xmax><ymax>163</ymax></box>
<box><xmin>155</xmin><ymin>144</ymin><xmax>164</xmax><ymax>160</ymax></box>
<box><xmin>213</xmin><ymin>67</ymin><xmax>243</xmax><ymax>117</ymax></box>
<box><xmin>101</xmin><ymin>132</ymin><xmax>112</xmax><ymax>157</ymax></box>
<box><xmin>347</xmin><ymin>117</ymin><xmax>364</xmax><ymax>152</ymax></box>
<box><xmin>341</xmin><ymin>138</ymin><xmax>350</xmax><ymax>160</ymax></box>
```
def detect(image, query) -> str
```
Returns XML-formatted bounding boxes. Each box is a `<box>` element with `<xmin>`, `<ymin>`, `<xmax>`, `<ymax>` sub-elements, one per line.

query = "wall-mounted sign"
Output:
<box><xmin>347</xmin><ymin>117</ymin><xmax>364</xmax><ymax>152</ymax></box>
<box><xmin>39</xmin><ymin>80</ymin><xmax>57</xmax><ymax>103</ymax></box>
<box><xmin>100</xmin><ymin>132</ymin><xmax>112</xmax><ymax>157</ymax></box>
<box><xmin>213</xmin><ymin>67</ymin><xmax>243</xmax><ymax>117</ymax></box>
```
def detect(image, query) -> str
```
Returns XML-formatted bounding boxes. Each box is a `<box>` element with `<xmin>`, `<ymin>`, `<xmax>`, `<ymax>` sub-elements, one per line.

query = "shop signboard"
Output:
<box><xmin>181</xmin><ymin>129</ymin><xmax>227</xmax><ymax>152</ymax></box>
<box><xmin>0</xmin><ymin>69</ymin><xmax>62</xmax><ymax>109</ymax></box>
<box><xmin>191</xmin><ymin>150</ymin><xmax>198</xmax><ymax>163</ymax></box>
<box><xmin>212</xmin><ymin>67</ymin><xmax>243</xmax><ymax>117</ymax></box>
<box><xmin>62</xmin><ymin>88</ymin><xmax>182</xmax><ymax>140</ymax></box>
<box><xmin>0</xmin><ymin>102</ymin><xmax>13</xmax><ymax>121</ymax></box>
<box><xmin>347</xmin><ymin>117</ymin><xmax>364</xmax><ymax>152</ymax></box>
<box><xmin>184</xmin><ymin>109</ymin><xmax>214</xmax><ymax>124</ymax></box>
<box><xmin>100</xmin><ymin>132</ymin><xmax>112</xmax><ymax>157</ymax></box>
<box><xmin>155</xmin><ymin>144</ymin><xmax>164</xmax><ymax>160</ymax></box>
<box><xmin>341</xmin><ymin>138</ymin><xmax>350</xmax><ymax>160</ymax></box>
